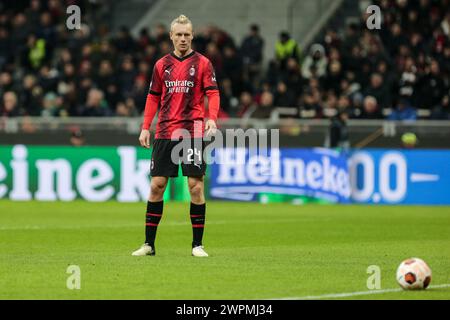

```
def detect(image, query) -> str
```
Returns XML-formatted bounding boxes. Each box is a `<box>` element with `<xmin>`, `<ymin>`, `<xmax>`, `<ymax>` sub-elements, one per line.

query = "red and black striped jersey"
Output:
<box><xmin>148</xmin><ymin>51</ymin><xmax>218</xmax><ymax>139</ymax></box>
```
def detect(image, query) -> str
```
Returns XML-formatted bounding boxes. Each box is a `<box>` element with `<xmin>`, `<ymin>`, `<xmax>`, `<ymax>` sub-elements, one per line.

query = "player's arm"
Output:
<box><xmin>140</xmin><ymin>64</ymin><xmax>162</xmax><ymax>148</ymax></box>
<box><xmin>139</xmin><ymin>93</ymin><xmax>160</xmax><ymax>148</ymax></box>
<box><xmin>205</xmin><ymin>89</ymin><xmax>219</xmax><ymax>135</ymax></box>
<box><xmin>203</xmin><ymin>60</ymin><xmax>220</xmax><ymax>135</ymax></box>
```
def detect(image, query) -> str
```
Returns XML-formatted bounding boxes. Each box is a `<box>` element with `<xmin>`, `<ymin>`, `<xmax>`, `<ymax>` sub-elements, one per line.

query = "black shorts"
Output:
<box><xmin>150</xmin><ymin>138</ymin><xmax>206</xmax><ymax>177</ymax></box>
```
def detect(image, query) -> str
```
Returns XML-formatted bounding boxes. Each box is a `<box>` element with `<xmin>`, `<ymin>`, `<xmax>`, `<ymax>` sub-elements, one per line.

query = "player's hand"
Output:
<box><xmin>205</xmin><ymin>119</ymin><xmax>217</xmax><ymax>137</ymax></box>
<box><xmin>139</xmin><ymin>130</ymin><xmax>151</xmax><ymax>148</ymax></box>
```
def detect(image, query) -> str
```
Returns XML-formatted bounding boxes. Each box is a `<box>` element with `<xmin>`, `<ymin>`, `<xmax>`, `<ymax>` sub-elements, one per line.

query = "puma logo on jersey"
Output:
<box><xmin>165</xmin><ymin>69</ymin><xmax>171</xmax><ymax>75</ymax></box>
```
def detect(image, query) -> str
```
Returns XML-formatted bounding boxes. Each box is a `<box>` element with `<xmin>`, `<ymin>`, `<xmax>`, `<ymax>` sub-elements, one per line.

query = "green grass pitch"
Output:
<box><xmin>0</xmin><ymin>200</ymin><xmax>449</xmax><ymax>300</ymax></box>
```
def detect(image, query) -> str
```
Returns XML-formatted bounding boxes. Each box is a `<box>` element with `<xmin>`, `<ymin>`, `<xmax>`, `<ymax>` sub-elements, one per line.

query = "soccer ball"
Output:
<box><xmin>396</xmin><ymin>258</ymin><xmax>432</xmax><ymax>290</ymax></box>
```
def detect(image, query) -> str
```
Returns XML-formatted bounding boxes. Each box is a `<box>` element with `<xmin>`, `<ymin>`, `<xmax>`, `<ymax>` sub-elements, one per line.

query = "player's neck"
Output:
<box><xmin>173</xmin><ymin>48</ymin><xmax>193</xmax><ymax>58</ymax></box>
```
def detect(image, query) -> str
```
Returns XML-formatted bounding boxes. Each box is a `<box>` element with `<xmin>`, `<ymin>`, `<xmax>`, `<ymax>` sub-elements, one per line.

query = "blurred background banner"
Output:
<box><xmin>349</xmin><ymin>149</ymin><xmax>450</xmax><ymax>205</ymax></box>
<box><xmin>209</xmin><ymin>147</ymin><xmax>351</xmax><ymax>203</ymax></box>
<box><xmin>4</xmin><ymin>144</ymin><xmax>449</xmax><ymax>205</ymax></box>
<box><xmin>0</xmin><ymin>144</ymin><xmax>161</xmax><ymax>202</ymax></box>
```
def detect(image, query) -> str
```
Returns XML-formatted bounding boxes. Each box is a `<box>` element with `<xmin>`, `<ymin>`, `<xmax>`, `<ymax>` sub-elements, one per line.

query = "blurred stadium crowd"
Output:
<box><xmin>0</xmin><ymin>0</ymin><xmax>449</xmax><ymax>121</ymax></box>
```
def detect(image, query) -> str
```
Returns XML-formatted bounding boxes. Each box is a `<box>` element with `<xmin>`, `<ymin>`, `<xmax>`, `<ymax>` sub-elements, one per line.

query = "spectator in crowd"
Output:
<box><xmin>114</xmin><ymin>26</ymin><xmax>136</xmax><ymax>54</ymax></box>
<box><xmin>37</xmin><ymin>11</ymin><xmax>57</xmax><ymax>54</ymax></box>
<box><xmin>327</xmin><ymin>110</ymin><xmax>350</xmax><ymax>150</ymax></box>
<box><xmin>342</xmin><ymin>23</ymin><xmax>360</xmax><ymax>54</ymax></box>
<box><xmin>209</xmin><ymin>24</ymin><xmax>235</xmax><ymax>51</ymax></box>
<box><xmin>41</xmin><ymin>92</ymin><xmax>65</xmax><ymax>117</ymax></box>
<box><xmin>222</xmin><ymin>46</ymin><xmax>243</xmax><ymax>95</ymax></box>
<box><xmin>301</xmin><ymin>43</ymin><xmax>327</xmax><ymax>79</ymax></box>
<box><xmin>95</xmin><ymin>60</ymin><xmax>118</xmax><ymax>106</ymax></box>
<box><xmin>37</xmin><ymin>64</ymin><xmax>58</xmax><ymax>92</ymax></box>
<box><xmin>339</xmin><ymin>77</ymin><xmax>361</xmax><ymax>103</ymax></box>
<box><xmin>300</xmin><ymin>87</ymin><xmax>322</xmax><ymax>118</ymax></box>
<box><xmin>205</xmin><ymin>42</ymin><xmax>223</xmax><ymax>78</ymax></box>
<box><xmin>116</xmin><ymin>98</ymin><xmax>138</xmax><ymax>117</ymax></box>
<box><xmin>247</xmin><ymin>91</ymin><xmax>274</xmax><ymax>119</ymax></box>
<box><xmin>241</xmin><ymin>24</ymin><xmax>264</xmax><ymax>87</ymax></box>
<box><xmin>22</xmin><ymin>34</ymin><xmax>46</xmax><ymax>71</ymax></box>
<box><xmin>70</xmin><ymin>129</ymin><xmax>85</xmax><ymax>147</ymax></box>
<box><xmin>337</xmin><ymin>95</ymin><xmax>352</xmax><ymax>113</ymax></box>
<box><xmin>20</xmin><ymin>74</ymin><xmax>42</xmax><ymax>116</ymax></box>
<box><xmin>376</xmin><ymin>60</ymin><xmax>396</xmax><ymax>96</ymax></box>
<box><xmin>118</xmin><ymin>56</ymin><xmax>137</xmax><ymax>98</ymax></box>
<box><xmin>364</xmin><ymin>73</ymin><xmax>392</xmax><ymax>109</ymax></box>
<box><xmin>0</xmin><ymin>71</ymin><xmax>14</xmax><ymax>96</ymax></box>
<box><xmin>11</xmin><ymin>13</ymin><xmax>32</xmax><ymax>56</ymax></box>
<box><xmin>344</xmin><ymin>44</ymin><xmax>363</xmax><ymax>79</ymax></box>
<box><xmin>93</xmin><ymin>40</ymin><xmax>117</xmax><ymax>66</ymax></box>
<box><xmin>417</xmin><ymin>59</ymin><xmax>446</xmax><ymax>109</ymax></box>
<box><xmin>241</xmin><ymin>24</ymin><xmax>264</xmax><ymax>67</ymax></box>
<box><xmin>0</xmin><ymin>28</ymin><xmax>11</xmax><ymax>69</ymax></box>
<box><xmin>274</xmin><ymin>81</ymin><xmax>297</xmax><ymax>109</ymax></box>
<box><xmin>398</xmin><ymin>56</ymin><xmax>418</xmax><ymax>106</ymax></box>
<box><xmin>324</xmin><ymin>60</ymin><xmax>343</xmax><ymax>94</ymax></box>
<box><xmin>442</xmin><ymin>12</ymin><xmax>450</xmax><ymax>38</ymax></box>
<box><xmin>25</xmin><ymin>0</ymin><xmax>42</xmax><ymax>31</ymax></box>
<box><xmin>154</xmin><ymin>23</ymin><xmax>170</xmax><ymax>43</ymax></box>
<box><xmin>218</xmin><ymin>78</ymin><xmax>238</xmax><ymax>117</ymax></box>
<box><xmin>281</xmin><ymin>57</ymin><xmax>302</xmax><ymax>93</ymax></box>
<box><xmin>1</xmin><ymin>91</ymin><xmax>20</xmax><ymax>117</ymax></box>
<box><xmin>431</xmin><ymin>95</ymin><xmax>450</xmax><ymax>120</ymax></box>
<box><xmin>361</xmin><ymin>96</ymin><xmax>383</xmax><ymax>119</ymax></box>
<box><xmin>275</xmin><ymin>31</ymin><xmax>300</xmax><ymax>70</ymax></box>
<box><xmin>323</xmin><ymin>92</ymin><xmax>338</xmax><ymax>114</ymax></box>
<box><xmin>237</xmin><ymin>91</ymin><xmax>256</xmax><ymax>117</ymax></box>
<box><xmin>388</xmin><ymin>98</ymin><xmax>417</xmax><ymax>121</ymax></box>
<box><xmin>79</xmin><ymin>88</ymin><xmax>111</xmax><ymax>117</ymax></box>
<box><xmin>130</xmin><ymin>74</ymin><xmax>148</xmax><ymax>114</ymax></box>
<box><xmin>116</xmin><ymin>101</ymin><xmax>130</xmax><ymax>117</ymax></box>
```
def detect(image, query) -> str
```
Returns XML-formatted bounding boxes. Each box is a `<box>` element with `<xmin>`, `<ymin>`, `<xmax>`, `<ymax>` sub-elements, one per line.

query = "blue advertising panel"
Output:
<box><xmin>349</xmin><ymin>149</ymin><xmax>450</xmax><ymax>205</ymax></box>
<box><xmin>210</xmin><ymin>148</ymin><xmax>450</xmax><ymax>205</ymax></box>
<box><xmin>210</xmin><ymin>148</ymin><xmax>351</xmax><ymax>203</ymax></box>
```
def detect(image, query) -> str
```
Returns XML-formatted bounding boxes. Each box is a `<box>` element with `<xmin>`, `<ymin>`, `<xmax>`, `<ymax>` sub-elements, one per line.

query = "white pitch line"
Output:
<box><xmin>0</xmin><ymin>218</ymin><xmax>310</xmax><ymax>231</ymax></box>
<box><xmin>271</xmin><ymin>284</ymin><xmax>450</xmax><ymax>300</ymax></box>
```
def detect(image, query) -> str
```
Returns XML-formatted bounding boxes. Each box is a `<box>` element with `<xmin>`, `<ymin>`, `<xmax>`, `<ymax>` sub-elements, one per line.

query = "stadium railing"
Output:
<box><xmin>1</xmin><ymin>116</ymin><xmax>449</xmax><ymax>131</ymax></box>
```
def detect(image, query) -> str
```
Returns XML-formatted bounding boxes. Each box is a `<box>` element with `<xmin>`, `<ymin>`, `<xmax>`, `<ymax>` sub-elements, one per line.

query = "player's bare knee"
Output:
<box><xmin>188</xmin><ymin>181</ymin><xmax>204</xmax><ymax>199</ymax></box>
<box><xmin>150</xmin><ymin>180</ymin><xmax>167</xmax><ymax>198</ymax></box>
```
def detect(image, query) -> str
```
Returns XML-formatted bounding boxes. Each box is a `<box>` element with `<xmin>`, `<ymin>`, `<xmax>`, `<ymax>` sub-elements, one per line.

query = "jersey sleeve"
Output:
<box><xmin>148</xmin><ymin>62</ymin><xmax>162</xmax><ymax>95</ymax></box>
<box><xmin>202</xmin><ymin>59</ymin><xmax>218</xmax><ymax>92</ymax></box>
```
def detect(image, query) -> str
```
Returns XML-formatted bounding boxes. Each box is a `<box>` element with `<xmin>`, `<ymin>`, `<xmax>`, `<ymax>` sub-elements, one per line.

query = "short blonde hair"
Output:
<box><xmin>170</xmin><ymin>14</ymin><xmax>192</xmax><ymax>31</ymax></box>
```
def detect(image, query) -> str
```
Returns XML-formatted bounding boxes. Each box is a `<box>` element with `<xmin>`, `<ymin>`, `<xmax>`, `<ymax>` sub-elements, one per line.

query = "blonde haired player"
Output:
<box><xmin>132</xmin><ymin>15</ymin><xmax>220</xmax><ymax>257</ymax></box>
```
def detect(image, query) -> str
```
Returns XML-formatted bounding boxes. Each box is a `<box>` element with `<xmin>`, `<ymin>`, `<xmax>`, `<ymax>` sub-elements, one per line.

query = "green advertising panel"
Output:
<box><xmin>0</xmin><ymin>145</ymin><xmax>193</xmax><ymax>202</ymax></box>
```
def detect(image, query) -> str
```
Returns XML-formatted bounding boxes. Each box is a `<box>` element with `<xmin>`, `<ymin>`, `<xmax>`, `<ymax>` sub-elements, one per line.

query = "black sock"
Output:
<box><xmin>190</xmin><ymin>202</ymin><xmax>206</xmax><ymax>248</ymax></box>
<box><xmin>145</xmin><ymin>201</ymin><xmax>164</xmax><ymax>248</ymax></box>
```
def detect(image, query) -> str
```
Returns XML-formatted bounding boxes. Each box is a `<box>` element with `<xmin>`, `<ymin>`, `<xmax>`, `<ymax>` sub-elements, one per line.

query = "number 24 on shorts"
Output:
<box><xmin>186</xmin><ymin>148</ymin><xmax>202</xmax><ymax>163</ymax></box>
